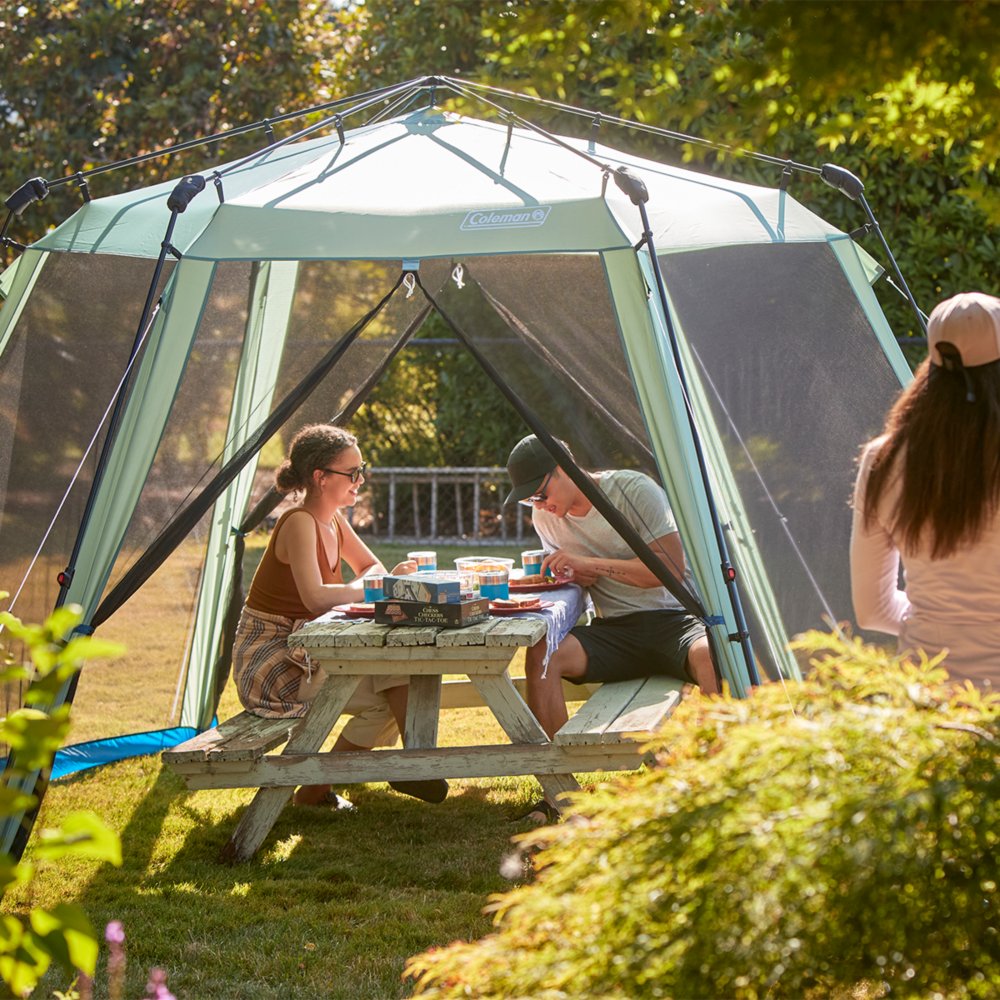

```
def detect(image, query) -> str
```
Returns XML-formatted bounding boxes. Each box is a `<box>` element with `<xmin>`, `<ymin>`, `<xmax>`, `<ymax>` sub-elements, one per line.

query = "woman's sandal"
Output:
<box><xmin>511</xmin><ymin>798</ymin><xmax>560</xmax><ymax>824</ymax></box>
<box><xmin>293</xmin><ymin>785</ymin><xmax>355</xmax><ymax>810</ymax></box>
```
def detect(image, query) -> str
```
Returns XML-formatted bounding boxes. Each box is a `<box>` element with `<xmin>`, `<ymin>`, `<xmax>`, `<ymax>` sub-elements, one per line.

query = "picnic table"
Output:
<box><xmin>164</xmin><ymin>587</ymin><xmax>684</xmax><ymax>862</ymax></box>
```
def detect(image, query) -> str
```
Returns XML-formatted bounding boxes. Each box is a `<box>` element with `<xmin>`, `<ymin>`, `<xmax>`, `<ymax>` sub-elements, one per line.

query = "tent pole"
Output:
<box><xmin>613</xmin><ymin>168</ymin><xmax>760</xmax><ymax>686</ymax></box>
<box><xmin>0</xmin><ymin>177</ymin><xmax>208</xmax><ymax>864</ymax></box>
<box><xmin>415</xmin><ymin>277</ymin><xmax>706</xmax><ymax>621</ymax></box>
<box><xmin>818</xmin><ymin>163</ymin><xmax>926</xmax><ymax>336</ymax></box>
<box><xmin>54</xmin><ymin>176</ymin><xmax>205</xmax><ymax>607</ymax></box>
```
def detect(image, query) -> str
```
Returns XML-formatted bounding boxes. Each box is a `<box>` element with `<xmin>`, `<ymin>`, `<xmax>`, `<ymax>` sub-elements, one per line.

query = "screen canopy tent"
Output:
<box><xmin>0</xmin><ymin>78</ymin><xmax>915</xmax><ymax>855</ymax></box>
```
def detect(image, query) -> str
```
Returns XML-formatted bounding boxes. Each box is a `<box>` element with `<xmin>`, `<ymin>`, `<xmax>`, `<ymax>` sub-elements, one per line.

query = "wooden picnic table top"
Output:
<box><xmin>289</xmin><ymin>614</ymin><xmax>548</xmax><ymax>652</ymax></box>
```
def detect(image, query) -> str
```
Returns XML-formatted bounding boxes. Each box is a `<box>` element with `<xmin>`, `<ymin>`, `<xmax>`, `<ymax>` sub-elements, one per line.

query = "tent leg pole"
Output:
<box><xmin>54</xmin><ymin>209</ymin><xmax>181</xmax><ymax>609</ymax></box>
<box><xmin>631</xmin><ymin>197</ymin><xmax>760</xmax><ymax>687</ymax></box>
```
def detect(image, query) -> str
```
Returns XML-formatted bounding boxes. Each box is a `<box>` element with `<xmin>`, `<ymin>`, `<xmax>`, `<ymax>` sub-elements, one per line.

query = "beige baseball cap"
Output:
<box><xmin>927</xmin><ymin>291</ymin><xmax>1000</xmax><ymax>368</ymax></box>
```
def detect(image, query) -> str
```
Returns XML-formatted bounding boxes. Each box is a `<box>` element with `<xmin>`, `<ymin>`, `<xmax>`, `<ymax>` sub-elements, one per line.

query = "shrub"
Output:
<box><xmin>407</xmin><ymin>633</ymin><xmax>999</xmax><ymax>999</ymax></box>
<box><xmin>0</xmin><ymin>597</ymin><xmax>123</xmax><ymax>998</ymax></box>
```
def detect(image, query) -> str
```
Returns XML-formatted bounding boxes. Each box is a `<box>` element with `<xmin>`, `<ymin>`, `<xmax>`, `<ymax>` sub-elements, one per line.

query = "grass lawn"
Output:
<box><xmin>11</xmin><ymin>738</ymin><xmax>600</xmax><ymax>999</ymax></box>
<box><xmin>5</xmin><ymin>533</ymin><xmax>618</xmax><ymax>999</ymax></box>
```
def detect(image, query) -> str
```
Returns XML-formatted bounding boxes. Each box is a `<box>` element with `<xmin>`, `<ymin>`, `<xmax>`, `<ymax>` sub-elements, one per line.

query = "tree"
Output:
<box><xmin>0</xmin><ymin>0</ymin><xmax>349</xmax><ymax>255</ymax></box>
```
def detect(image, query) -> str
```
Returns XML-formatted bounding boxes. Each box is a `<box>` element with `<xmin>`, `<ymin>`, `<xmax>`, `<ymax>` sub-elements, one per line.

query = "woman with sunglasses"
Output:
<box><xmin>233</xmin><ymin>423</ymin><xmax>447</xmax><ymax>806</ymax></box>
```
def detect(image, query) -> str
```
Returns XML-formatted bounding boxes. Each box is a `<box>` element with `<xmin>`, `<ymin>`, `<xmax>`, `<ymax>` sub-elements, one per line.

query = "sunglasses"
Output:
<box><xmin>322</xmin><ymin>461</ymin><xmax>367</xmax><ymax>484</ymax></box>
<box><xmin>519</xmin><ymin>471</ymin><xmax>553</xmax><ymax>507</ymax></box>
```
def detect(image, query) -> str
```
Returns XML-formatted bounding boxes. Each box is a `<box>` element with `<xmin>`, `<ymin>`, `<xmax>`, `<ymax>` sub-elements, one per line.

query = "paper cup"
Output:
<box><xmin>479</xmin><ymin>568</ymin><xmax>510</xmax><ymax>601</ymax></box>
<box><xmin>362</xmin><ymin>572</ymin><xmax>384</xmax><ymax>602</ymax></box>
<box><xmin>521</xmin><ymin>549</ymin><xmax>545</xmax><ymax>576</ymax></box>
<box><xmin>408</xmin><ymin>550</ymin><xmax>437</xmax><ymax>572</ymax></box>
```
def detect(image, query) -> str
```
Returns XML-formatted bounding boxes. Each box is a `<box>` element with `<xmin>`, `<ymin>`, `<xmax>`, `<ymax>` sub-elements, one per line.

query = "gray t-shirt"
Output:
<box><xmin>532</xmin><ymin>468</ymin><xmax>685</xmax><ymax>619</ymax></box>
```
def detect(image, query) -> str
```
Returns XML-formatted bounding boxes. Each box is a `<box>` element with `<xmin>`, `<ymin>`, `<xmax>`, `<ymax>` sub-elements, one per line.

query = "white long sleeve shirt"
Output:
<box><xmin>850</xmin><ymin>437</ymin><xmax>1000</xmax><ymax>686</ymax></box>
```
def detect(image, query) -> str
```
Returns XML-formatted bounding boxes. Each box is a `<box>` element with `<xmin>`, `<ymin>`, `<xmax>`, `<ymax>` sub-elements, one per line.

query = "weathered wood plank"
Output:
<box><xmin>290</xmin><ymin>619</ymin><xmax>391</xmax><ymax>650</ymax></box>
<box><xmin>435</xmin><ymin>620</ymin><xmax>497</xmax><ymax>647</ymax></box>
<box><xmin>175</xmin><ymin>742</ymin><xmax>644</xmax><ymax>790</ymax></box>
<box><xmin>385</xmin><ymin>624</ymin><xmax>441</xmax><ymax>647</ymax></box>
<box><xmin>404</xmin><ymin>675</ymin><xmax>441</xmax><ymax>748</ymax></box>
<box><xmin>555</xmin><ymin>676</ymin><xmax>686</xmax><ymax>745</ymax></box>
<box><xmin>220</xmin><ymin>674</ymin><xmax>363</xmax><ymax>863</ymax></box>
<box><xmin>484</xmin><ymin>618</ymin><xmax>546</xmax><ymax>647</ymax></box>
<box><xmin>163</xmin><ymin>712</ymin><xmax>295</xmax><ymax>765</ymax></box>
<box><xmin>555</xmin><ymin>679</ymin><xmax>646</xmax><ymax>745</ymax></box>
<box><xmin>604</xmin><ymin>678</ymin><xmax>683</xmax><ymax>741</ymax></box>
<box><xmin>314</xmin><ymin>651</ymin><xmax>512</xmax><ymax>675</ymax></box>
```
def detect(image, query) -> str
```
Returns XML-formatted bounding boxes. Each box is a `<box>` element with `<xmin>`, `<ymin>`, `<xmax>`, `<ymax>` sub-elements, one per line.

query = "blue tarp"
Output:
<box><xmin>48</xmin><ymin>726</ymin><xmax>204</xmax><ymax>779</ymax></box>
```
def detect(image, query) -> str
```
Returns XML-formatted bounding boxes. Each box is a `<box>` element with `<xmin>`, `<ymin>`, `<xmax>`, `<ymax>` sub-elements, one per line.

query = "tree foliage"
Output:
<box><xmin>407</xmin><ymin>633</ymin><xmax>1000</xmax><ymax>999</ymax></box>
<box><xmin>0</xmin><ymin>598</ymin><xmax>123</xmax><ymax>998</ymax></box>
<box><xmin>344</xmin><ymin>0</ymin><xmax>999</xmax><ymax>339</ymax></box>
<box><xmin>0</xmin><ymin>0</ymin><xmax>347</xmax><ymax>249</ymax></box>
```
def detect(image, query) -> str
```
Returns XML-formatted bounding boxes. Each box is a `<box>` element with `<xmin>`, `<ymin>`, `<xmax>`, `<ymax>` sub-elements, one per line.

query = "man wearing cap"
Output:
<box><xmin>505</xmin><ymin>435</ymin><xmax>718</xmax><ymax>773</ymax></box>
<box><xmin>851</xmin><ymin>290</ymin><xmax>1000</xmax><ymax>688</ymax></box>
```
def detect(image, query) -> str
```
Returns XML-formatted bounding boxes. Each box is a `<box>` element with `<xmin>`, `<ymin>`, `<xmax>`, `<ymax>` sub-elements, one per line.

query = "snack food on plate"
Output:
<box><xmin>491</xmin><ymin>596</ymin><xmax>542</xmax><ymax>610</ymax></box>
<box><xmin>517</xmin><ymin>573</ymin><xmax>549</xmax><ymax>586</ymax></box>
<box><xmin>349</xmin><ymin>602</ymin><xmax>375</xmax><ymax>613</ymax></box>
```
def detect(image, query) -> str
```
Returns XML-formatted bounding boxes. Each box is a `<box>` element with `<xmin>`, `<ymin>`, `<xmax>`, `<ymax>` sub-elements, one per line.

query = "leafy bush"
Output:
<box><xmin>0</xmin><ymin>597</ymin><xmax>123</xmax><ymax>998</ymax></box>
<box><xmin>407</xmin><ymin>633</ymin><xmax>999</xmax><ymax>999</ymax></box>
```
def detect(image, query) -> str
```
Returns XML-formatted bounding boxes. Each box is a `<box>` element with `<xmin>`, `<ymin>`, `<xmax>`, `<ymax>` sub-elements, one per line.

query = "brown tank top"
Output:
<box><xmin>245</xmin><ymin>508</ymin><xmax>345</xmax><ymax>618</ymax></box>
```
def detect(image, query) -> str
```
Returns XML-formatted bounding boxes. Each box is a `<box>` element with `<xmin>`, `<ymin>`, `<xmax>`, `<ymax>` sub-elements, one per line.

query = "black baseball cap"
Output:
<box><xmin>504</xmin><ymin>434</ymin><xmax>558</xmax><ymax>506</ymax></box>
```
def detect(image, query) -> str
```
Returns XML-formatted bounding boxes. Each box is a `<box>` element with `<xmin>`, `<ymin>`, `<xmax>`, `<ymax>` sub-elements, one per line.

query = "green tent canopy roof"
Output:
<box><xmin>35</xmin><ymin>109</ymin><xmax>845</xmax><ymax>261</ymax></box>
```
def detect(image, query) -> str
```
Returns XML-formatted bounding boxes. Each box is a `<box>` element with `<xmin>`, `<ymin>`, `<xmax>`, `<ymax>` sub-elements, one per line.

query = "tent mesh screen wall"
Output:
<box><xmin>661</xmin><ymin>243</ymin><xmax>901</xmax><ymax>640</ymax></box>
<box><xmin>1</xmin><ymin>256</ymin><xmax>448</xmax><ymax>750</ymax></box>
<box><xmin>2</xmin><ymin>244</ymin><xmax>902</xmax><ymax>750</ymax></box>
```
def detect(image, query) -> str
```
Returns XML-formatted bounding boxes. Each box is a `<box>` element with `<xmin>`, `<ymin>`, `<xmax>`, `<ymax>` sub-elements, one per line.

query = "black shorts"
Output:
<box><xmin>569</xmin><ymin>610</ymin><xmax>707</xmax><ymax>685</ymax></box>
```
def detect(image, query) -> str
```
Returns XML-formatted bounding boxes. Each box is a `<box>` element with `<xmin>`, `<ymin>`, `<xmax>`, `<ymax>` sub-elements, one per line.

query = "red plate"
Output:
<box><xmin>490</xmin><ymin>599</ymin><xmax>554</xmax><ymax>616</ymax></box>
<box><xmin>333</xmin><ymin>603</ymin><xmax>376</xmax><ymax>618</ymax></box>
<box><xmin>509</xmin><ymin>577</ymin><xmax>570</xmax><ymax>592</ymax></box>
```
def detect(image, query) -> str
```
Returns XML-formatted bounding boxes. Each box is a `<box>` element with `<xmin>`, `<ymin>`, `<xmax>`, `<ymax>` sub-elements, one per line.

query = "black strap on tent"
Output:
<box><xmin>203</xmin><ymin>298</ymin><xmax>435</xmax><ymax>725</ymax></box>
<box><xmin>91</xmin><ymin>273</ymin><xmax>407</xmax><ymax>630</ymax></box>
<box><xmin>56</xmin><ymin>183</ymin><xmax>201</xmax><ymax>605</ymax></box>
<box><xmin>414</xmin><ymin>274</ymin><xmax>707</xmax><ymax>622</ymax></box>
<box><xmin>612</xmin><ymin>167</ymin><xmax>759</xmax><ymax>685</ymax></box>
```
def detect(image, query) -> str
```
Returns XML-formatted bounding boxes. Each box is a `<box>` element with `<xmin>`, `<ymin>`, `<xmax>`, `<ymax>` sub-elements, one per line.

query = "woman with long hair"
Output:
<box><xmin>851</xmin><ymin>291</ymin><xmax>1000</xmax><ymax>686</ymax></box>
<box><xmin>233</xmin><ymin>423</ymin><xmax>447</xmax><ymax>806</ymax></box>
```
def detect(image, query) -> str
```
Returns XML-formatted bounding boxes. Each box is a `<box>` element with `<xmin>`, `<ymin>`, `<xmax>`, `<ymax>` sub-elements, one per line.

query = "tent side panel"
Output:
<box><xmin>64</xmin><ymin>259</ymin><xmax>217</xmax><ymax>621</ymax></box>
<box><xmin>830</xmin><ymin>237</ymin><xmax>913</xmax><ymax>385</ymax></box>
<box><xmin>602</xmin><ymin>248</ymin><xmax>752</xmax><ymax>696</ymax></box>
<box><xmin>180</xmin><ymin>261</ymin><xmax>299</xmax><ymax>729</ymax></box>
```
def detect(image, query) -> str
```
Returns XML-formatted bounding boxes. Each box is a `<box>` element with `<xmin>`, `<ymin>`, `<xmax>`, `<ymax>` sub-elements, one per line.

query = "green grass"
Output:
<box><xmin>5</xmin><ymin>535</ymin><xmax>615</xmax><ymax>999</ymax></box>
<box><xmin>10</xmin><ymin>751</ymin><xmax>580</xmax><ymax>999</ymax></box>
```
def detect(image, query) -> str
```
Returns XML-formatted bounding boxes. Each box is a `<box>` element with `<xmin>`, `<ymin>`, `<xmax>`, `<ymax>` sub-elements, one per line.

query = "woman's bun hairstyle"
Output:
<box><xmin>273</xmin><ymin>424</ymin><xmax>358</xmax><ymax>495</ymax></box>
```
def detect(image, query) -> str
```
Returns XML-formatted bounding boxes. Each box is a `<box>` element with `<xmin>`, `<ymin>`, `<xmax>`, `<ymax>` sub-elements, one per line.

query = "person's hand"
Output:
<box><xmin>541</xmin><ymin>549</ymin><xmax>599</xmax><ymax>586</ymax></box>
<box><xmin>391</xmin><ymin>559</ymin><xmax>419</xmax><ymax>576</ymax></box>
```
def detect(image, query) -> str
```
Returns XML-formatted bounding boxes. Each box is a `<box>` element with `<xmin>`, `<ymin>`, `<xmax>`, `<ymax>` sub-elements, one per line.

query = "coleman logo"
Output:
<box><xmin>460</xmin><ymin>206</ymin><xmax>551</xmax><ymax>231</ymax></box>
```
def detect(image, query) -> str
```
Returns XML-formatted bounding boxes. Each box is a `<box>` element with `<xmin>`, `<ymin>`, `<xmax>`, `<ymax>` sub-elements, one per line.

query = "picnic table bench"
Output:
<box><xmin>163</xmin><ymin>615</ymin><xmax>684</xmax><ymax>861</ymax></box>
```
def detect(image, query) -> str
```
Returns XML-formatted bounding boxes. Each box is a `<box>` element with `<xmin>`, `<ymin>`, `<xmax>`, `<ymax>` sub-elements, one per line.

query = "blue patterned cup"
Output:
<box><xmin>408</xmin><ymin>550</ymin><xmax>437</xmax><ymax>573</ymax></box>
<box><xmin>521</xmin><ymin>549</ymin><xmax>545</xmax><ymax>576</ymax></box>
<box><xmin>479</xmin><ymin>568</ymin><xmax>510</xmax><ymax>601</ymax></box>
<box><xmin>362</xmin><ymin>573</ymin><xmax>384</xmax><ymax>602</ymax></box>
